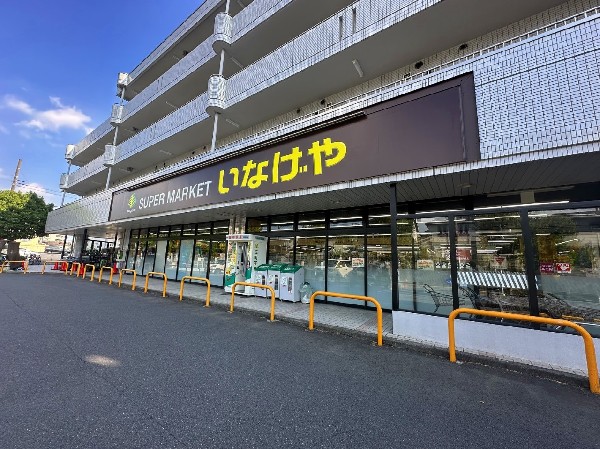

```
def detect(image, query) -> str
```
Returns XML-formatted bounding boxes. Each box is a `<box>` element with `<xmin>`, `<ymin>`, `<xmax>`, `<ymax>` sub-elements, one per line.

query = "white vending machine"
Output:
<box><xmin>266</xmin><ymin>263</ymin><xmax>288</xmax><ymax>299</ymax></box>
<box><xmin>224</xmin><ymin>234</ymin><xmax>267</xmax><ymax>295</ymax></box>
<box><xmin>254</xmin><ymin>264</ymin><xmax>270</xmax><ymax>297</ymax></box>
<box><xmin>279</xmin><ymin>265</ymin><xmax>305</xmax><ymax>302</ymax></box>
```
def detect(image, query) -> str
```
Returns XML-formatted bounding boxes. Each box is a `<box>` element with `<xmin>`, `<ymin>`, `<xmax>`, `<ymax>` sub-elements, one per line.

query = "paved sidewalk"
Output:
<box><xmin>44</xmin><ymin>269</ymin><xmax>394</xmax><ymax>345</ymax></box>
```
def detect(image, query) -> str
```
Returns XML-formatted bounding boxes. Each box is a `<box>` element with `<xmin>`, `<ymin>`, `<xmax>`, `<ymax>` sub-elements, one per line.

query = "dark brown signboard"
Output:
<box><xmin>110</xmin><ymin>74</ymin><xmax>479</xmax><ymax>221</ymax></box>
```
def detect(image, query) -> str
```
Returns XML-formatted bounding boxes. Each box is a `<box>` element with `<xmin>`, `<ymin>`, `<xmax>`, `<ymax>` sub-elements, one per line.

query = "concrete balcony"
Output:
<box><xmin>65</xmin><ymin>0</ymin><xmax>571</xmax><ymax>194</ymax></box>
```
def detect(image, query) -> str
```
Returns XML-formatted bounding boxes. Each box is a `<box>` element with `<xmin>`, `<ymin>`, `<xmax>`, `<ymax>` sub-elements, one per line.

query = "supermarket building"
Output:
<box><xmin>46</xmin><ymin>0</ymin><xmax>600</xmax><ymax>374</ymax></box>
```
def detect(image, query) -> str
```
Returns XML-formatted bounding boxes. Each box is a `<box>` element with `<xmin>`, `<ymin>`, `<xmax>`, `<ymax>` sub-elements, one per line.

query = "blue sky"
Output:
<box><xmin>0</xmin><ymin>0</ymin><xmax>202</xmax><ymax>206</ymax></box>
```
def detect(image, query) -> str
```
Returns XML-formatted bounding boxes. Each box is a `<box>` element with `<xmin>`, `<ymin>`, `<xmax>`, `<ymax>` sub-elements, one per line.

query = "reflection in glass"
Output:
<box><xmin>367</xmin><ymin>233</ymin><xmax>391</xmax><ymax>309</ymax></box>
<box><xmin>177</xmin><ymin>240</ymin><xmax>194</xmax><ymax>280</ymax></box>
<box><xmin>327</xmin><ymin>235</ymin><xmax>365</xmax><ymax>305</ymax></box>
<box><xmin>295</xmin><ymin>236</ymin><xmax>325</xmax><ymax>292</ymax></box>
<box><xmin>455</xmin><ymin>213</ymin><xmax>528</xmax><ymax>316</ymax></box>
<box><xmin>532</xmin><ymin>209</ymin><xmax>600</xmax><ymax>336</ymax></box>
<box><xmin>142</xmin><ymin>239</ymin><xmax>157</xmax><ymax>275</ymax></box>
<box><xmin>135</xmin><ymin>241</ymin><xmax>146</xmax><ymax>273</ymax></box>
<box><xmin>126</xmin><ymin>240</ymin><xmax>137</xmax><ymax>270</ymax></box>
<box><xmin>398</xmin><ymin>217</ymin><xmax>453</xmax><ymax>314</ymax></box>
<box><xmin>193</xmin><ymin>238</ymin><xmax>210</xmax><ymax>279</ymax></box>
<box><xmin>165</xmin><ymin>239</ymin><xmax>180</xmax><ymax>279</ymax></box>
<box><xmin>153</xmin><ymin>240</ymin><xmax>168</xmax><ymax>273</ymax></box>
<box><xmin>209</xmin><ymin>240</ymin><xmax>226</xmax><ymax>287</ymax></box>
<box><xmin>268</xmin><ymin>237</ymin><xmax>294</xmax><ymax>264</ymax></box>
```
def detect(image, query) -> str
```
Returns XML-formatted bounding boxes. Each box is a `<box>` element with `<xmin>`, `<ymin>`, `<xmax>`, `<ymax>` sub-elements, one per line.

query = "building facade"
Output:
<box><xmin>47</xmin><ymin>0</ymin><xmax>600</xmax><ymax>373</ymax></box>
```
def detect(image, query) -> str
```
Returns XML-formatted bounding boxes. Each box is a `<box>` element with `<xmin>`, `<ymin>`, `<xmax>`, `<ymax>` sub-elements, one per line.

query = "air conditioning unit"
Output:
<box><xmin>59</xmin><ymin>173</ymin><xmax>69</xmax><ymax>189</ymax></box>
<box><xmin>117</xmin><ymin>72</ymin><xmax>130</xmax><ymax>88</ymax></box>
<box><xmin>110</xmin><ymin>104</ymin><xmax>124</xmax><ymax>125</ymax></box>
<box><xmin>65</xmin><ymin>144</ymin><xmax>75</xmax><ymax>161</ymax></box>
<box><xmin>103</xmin><ymin>145</ymin><xmax>116</xmax><ymax>167</ymax></box>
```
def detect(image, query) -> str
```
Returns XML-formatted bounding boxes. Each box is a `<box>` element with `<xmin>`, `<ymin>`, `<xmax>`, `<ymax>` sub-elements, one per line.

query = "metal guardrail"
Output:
<box><xmin>144</xmin><ymin>272</ymin><xmax>167</xmax><ymax>297</ymax></box>
<box><xmin>0</xmin><ymin>260</ymin><xmax>28</xmax><ymax>274</ymax></box>
<box><xmin>179</xmin><ymin>276</ymin><xmax>211</xmax><ymax>306</ymax></box>
<box><xmin>448</xmin><ymin>308</ymin><xmax>600</xmax><ymax>394</ymax></box>
<box><xmin>118</xmin><ymin>269</ymin><xmax>137</xmax><ymax>290</ymax></box>
<box><xmin>308</xmin><ymin>291</ymin><xmax>383</xmax><ymax>346</ymax></box>
<box><xmin>229</xmin><ymin>282</ymin><xmax>276</xmax><ymax>321</ymax></box>
<box><xmin>82</xmin><ymin>264</ymin><xmax>96</xmax><ymax>281</ymax></box>
<box><xmin>70</xmin><ymin>262</ymin><xmax>82</xmax><ymax>277</ymax></box>
<box><xmin>98</xmin><ymin>266</ymin><xmax>115</xmax><ymax>285</ymax></box>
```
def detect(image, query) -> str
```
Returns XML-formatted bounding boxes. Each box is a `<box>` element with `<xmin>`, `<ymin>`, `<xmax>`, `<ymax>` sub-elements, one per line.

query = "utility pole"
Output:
<box><xmin>10</xmin><ymin>159</ymin><xmax>22</xmax><ymax>191</ymax></box>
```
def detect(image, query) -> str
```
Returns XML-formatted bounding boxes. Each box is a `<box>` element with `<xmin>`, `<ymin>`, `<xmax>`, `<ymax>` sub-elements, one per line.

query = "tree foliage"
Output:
<box><xmin>0</xmin><ymin>190</ymin><xmax>53</xmax><ymax>241</ymax></box>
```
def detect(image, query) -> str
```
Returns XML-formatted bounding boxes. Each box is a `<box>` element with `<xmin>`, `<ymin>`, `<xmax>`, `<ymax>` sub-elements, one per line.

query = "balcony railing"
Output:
<box><xmin>66</xmin><ymin>155</ymin><xmax>106</xmax><ymax>188</ymax></box>
<box><xmin>117</xmin><ymin>92</ymin><xmax>210</xmax><ymax>163</ymax></box>
<box><xmin>123</xmin><ymin>35</ymin><xmax>216</xmax><ymax>121</ymax></box>
<box><xmin>71</xmin><ymin>118</ymin><xmax>113</xmax><ymax>160</ymax></box>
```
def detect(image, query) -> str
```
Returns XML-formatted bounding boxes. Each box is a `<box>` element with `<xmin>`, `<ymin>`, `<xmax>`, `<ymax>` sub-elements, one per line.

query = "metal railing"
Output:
<box><xmin>179</xmin><ymin>276</ymin><xmax>211</xmax><ymax>307</ymax></box>
<box><xmin>82</xmin><ymin>264</ymin><xmax>96</xmax><ymax>281</ymax></box>
<box><xmin>118</xmin><ymin>269</ymin><xmax>137</xmax><ymax>290</ymax></box>
<box><xmin>144</xmin><ymin>272</ymin><xmax>167</xmax><ymax>297</ymax></box>
<box><xmin>98</xmin><ymin>266</ymin><xmax>115</xmax><ymax>285</ymax></box>
<box><xmin>0</xmin><ymin>260</ymin><xmax>28</xmax><ymax>274</ymax></box>
<box><xmin>70</xmin><ymin>262</ymin><xmax>82</xmax><ymax>277</ymax></box>
<box><xmin>229</xmin><ymin>282</ymin><xmax>276</xmax><ymax>321</ymax></box>
<box><xmin>448</xmin><ymin>308</ymin><xmax>600</xmax><ymax>394</ymax></box>
<box><xmin>309</xmin><ymin>291</ymin><xmax>383</xmax><ymax>346</ymax></box>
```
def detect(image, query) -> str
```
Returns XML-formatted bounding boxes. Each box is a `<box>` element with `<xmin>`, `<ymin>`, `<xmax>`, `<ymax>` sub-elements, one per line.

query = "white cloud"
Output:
<box><xmin>15</xmin><ymin>182</ymin><xmax>61</xmax><ymax>205</ymax></box>
<box><xmin>3</xmin><ymin>95</ymin><xmax>92</xmax><ymax>133</ymax></box>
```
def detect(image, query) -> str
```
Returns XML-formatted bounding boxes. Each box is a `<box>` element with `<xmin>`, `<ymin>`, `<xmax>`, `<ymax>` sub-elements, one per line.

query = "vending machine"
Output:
<box><xmin>279</xmin><ymin>265</ymin><xmax>305</xmax><ymax>302</ymax></box>
<box><xmin>224</xmin><ymin>234</ymin><xmax>267</xmax><ymax>295</ymax></box>
<box><xmin>254</xmin><ymin>264</ymin><xmax>270</xmax><ymax>297</ymax></box>
<box><xmin>267</xmin><ymin>263</ymin><xmax>288</xmax><ymax>299</ymax></box>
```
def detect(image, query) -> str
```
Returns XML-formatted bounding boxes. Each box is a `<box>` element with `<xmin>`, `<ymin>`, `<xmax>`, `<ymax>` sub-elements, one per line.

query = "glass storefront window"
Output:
<box><xmin>531</xmin><ymin>209</ymin><xmax>600</xmax><ymax>336</ymax></box>
<box><xmin>165</xmin><ymin>239</ymin><xmax>180</xmax><ymax>279</ymax></box>
<box><xmin>148</xmin><ymin>228</ymin><xmax>158</xmax><ymax>238</ymax></box>
<box><xmin>295</xmin><ymin>236</ymin><xmax>325</xmax><ymax>292</ymax></box>
<box><xmin>170</xmin><ymin>225</ymin><xmax>182</xmax><ymax>238</ymax></box>
<box><xmin>126</xmin><ymin>240</ymin><xmax>138</xmax><ymax>270</ymax></box>
<box><xmin>247</xmin><ymin>217</ymin><xmax>268</xmax><ymax>233</ymax></box>
<box><xmin>298</xmin><ymin>212</ymin><xmax>326</xmax><ymax>230</ymax></box>
<box><xmin>158</xmin><ymin>226</ymin><xmax>170</xmax><ymax>239</ymax></box>
<box><xmin>139</xmin><ymin>229</ymin><xmax>148</xmax><ymax>239</ymax></box>
<box><xmin>398</xmin><ymin>217</ymin><xmax>453</xmax><ymax>314</ymax></box>
<box><xmin>153</xmin><ymin>240</ymin><xmax>168</xmax><ymax>273</ymax></box>
<box><xmin>327</xmin><ymin>234</ymin><xmax>365</xmax><ymax>304</ymax></box>
<box><xmin>177</xmin><ymin>240</ymin><xmax>194</xmax><ymax>280</ymax></box>
<box><xmin>142</xmin><ymin>239</ymin><xmax>157</xmax><ymax>275</ymax></box>
<box><xmin>135</xmin><ymin>241</ymin><xmax>146</xmax><ymax>273</ymax></box>
<box><xmin>209</xmin><ymin>240</ymin><xmax>227</xmax><ymax>287</ymax></box>
<box><xmin>268</xmin><ymin>237</ymin><xmax>294</xmax><ymax>264</ymax></box>
<box><xmin>367</xmin><ymin>233</ymin><xmax>392</xmax><ymax>309</ymax></box>
<box><xmin>368</xmin><ymin>208</ymin><xmax>391</xmax><ymax>226</ymax></box>
<box><xmin>330</xmin><ymin>210</ymin><xmax>364</xmax><ymax>229</ymax></box>
<box><xmin>182</xmin><ymin>224</ymin><xmax>196</xmax><ymax>238</ymax></box>
<box><xmin>271</xmin><ymin>215</ymin><xmax>294</xmax><ymax>231</ymax></box>
<box><xmin>192</xmin><ymin>237</ymin><xmax>210</xmax><ymax>278</ymax></box>
<box><xmin>455</xmin><ymin>213</ymin><xmax>528</xmax><ymax>316</ymax></box>
<box><xmin>213</xmin><ymin>221</ymin><xmax>230</xmax><ymax>235</ymax></box>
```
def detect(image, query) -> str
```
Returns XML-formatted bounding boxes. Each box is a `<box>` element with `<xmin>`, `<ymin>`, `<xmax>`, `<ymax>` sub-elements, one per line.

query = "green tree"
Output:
<box><xmin>0</xmin><ymin>190</ymin><xmax>53</xmax><ymax>261</ymax></box>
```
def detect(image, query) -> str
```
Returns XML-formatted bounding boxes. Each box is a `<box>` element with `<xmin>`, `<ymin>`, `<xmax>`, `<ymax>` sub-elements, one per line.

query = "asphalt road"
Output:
<box><xmin>1</xmin><ymin>275</ymin><xmax>599</xmax><ymax>448</ymax></box>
